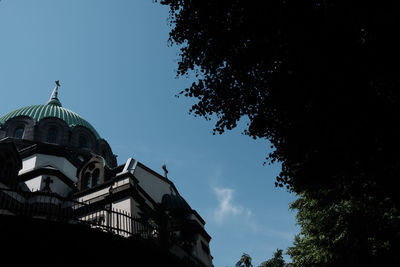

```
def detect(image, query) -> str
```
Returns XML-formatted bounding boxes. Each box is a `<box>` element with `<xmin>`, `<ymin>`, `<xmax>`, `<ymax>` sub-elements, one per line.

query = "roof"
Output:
<box><xmin>0</xmin><ymin>85</ymin><xmax>101</xmax><ymax>139</ymax></box>
<box><xmin>161</xmin><ymin>193</ymin><xmax>192</xmax><ymax>212</ymax></box>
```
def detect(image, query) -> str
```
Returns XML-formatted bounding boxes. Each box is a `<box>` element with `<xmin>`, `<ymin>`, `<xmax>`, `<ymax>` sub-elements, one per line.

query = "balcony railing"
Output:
<box><xmin>0</xmin><ymin>187</ymin><xmax>158</xmax><ymax>240</ymax></box>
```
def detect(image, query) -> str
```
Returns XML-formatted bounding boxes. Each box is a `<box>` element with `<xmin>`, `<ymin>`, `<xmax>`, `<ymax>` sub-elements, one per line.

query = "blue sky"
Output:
<box><xmin>0</xmin><ymin>1</ymin><xmax>298</xmax><ymax>266</ymax></box>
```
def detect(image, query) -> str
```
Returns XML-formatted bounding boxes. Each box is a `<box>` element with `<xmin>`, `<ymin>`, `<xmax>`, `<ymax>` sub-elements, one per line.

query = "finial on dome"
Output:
<box><xmin>47</xmin><ymin>80</ymin><xmax>62</xmax><ymax>106</ymax></box>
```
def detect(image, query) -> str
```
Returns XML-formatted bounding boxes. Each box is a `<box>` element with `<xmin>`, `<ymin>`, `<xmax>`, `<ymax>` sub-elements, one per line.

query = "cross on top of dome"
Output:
<box><xmin>47</xmin><ymin>80</ymin><xmax>62</xmax><ymax>107</ymax></box>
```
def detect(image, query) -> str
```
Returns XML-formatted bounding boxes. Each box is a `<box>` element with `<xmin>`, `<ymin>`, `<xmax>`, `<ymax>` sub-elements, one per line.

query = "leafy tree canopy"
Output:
<box><xmin>287</xmin><ymin>188</ymin><xmax>400</xmax><ymax>266</ymax></box>
<box><xmin>160</xmin><ymin>0</ymin><xmax>400</xmax><ymax>196</ymax></box>
<box><xmin>259</xmin><ymin>249</ymin><xmax>288</xmax><ymax>267</ymax></box>
<box><xmin>236</xmin><ymin>253</ymin><xmax>253</xmax><ymax>267</ymax></box>
<box><xmin>159</xmin><ymin>0</ymin><xmax>400</xmax><ymax>265</ymax></box>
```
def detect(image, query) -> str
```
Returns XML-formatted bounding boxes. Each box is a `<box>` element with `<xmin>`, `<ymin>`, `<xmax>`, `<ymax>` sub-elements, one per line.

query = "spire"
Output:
<box><xmin>47</xmin><ymin>80</ymin><xmax>62</xmax><ymax>106</ymax></box>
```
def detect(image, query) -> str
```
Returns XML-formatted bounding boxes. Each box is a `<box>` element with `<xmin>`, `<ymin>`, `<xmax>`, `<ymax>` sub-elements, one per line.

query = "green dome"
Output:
<box><xmin>0</xmin><ymin>103</ymin><xmax>101</xmax><ymax>139</ymax></box>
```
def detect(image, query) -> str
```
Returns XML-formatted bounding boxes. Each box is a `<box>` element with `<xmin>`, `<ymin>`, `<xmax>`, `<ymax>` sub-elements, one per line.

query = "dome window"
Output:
<box><xmin>13</xmin><ymin>126</ymin><xmax>25</xmax><ymax>139</ymax></box>
<box><xmin>79</xmin><ymin>135</ymin><xmax>88</xmax><ymax>148</ymax></box>
<box><xmin>46</xmin><ymin>127</ymin><xmax>58</xmax><ymax>144</ymax></box>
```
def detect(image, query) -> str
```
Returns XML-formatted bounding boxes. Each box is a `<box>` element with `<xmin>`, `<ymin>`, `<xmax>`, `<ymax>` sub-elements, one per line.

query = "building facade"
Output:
<box><xmin>0</xmin><ymin>83</ymin><xmax>213</xmax><ymax>267</ymax></box>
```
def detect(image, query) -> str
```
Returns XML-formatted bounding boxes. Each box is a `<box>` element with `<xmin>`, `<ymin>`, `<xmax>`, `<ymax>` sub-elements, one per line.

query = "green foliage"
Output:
<box><xmin>160</xmin><ymin>0</ymin><xmax>400</xmax><ymax>193</ymax></box>
<box><xmin>258</xmin><ymin>249</ymin><xmax>287</xmax><ymax>267</ymax></box>
<box><xmin>159</xmin><ymin>0</ymin><xmax>400</xmax><ymax>265</ymax></box>
<box><xmin>287</xmin><ymin>186</ymin><xmax>400</xmax><ymax>266</ymax></box>
<box><xmin>236</xmin><ymin>253</ymin><xmax>253</xmax><ymax>267</ymax></box>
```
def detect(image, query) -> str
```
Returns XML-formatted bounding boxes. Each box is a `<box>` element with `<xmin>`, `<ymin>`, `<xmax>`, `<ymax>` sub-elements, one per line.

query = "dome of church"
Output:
<box><xmin>0</xmin><ymin>81</ymin><xmax>117</xmax><ymax>168</ymax></box>
<box><xmin>0</xmin><ymin>104</ymin><xmax>100</xmax><ymax>139</ymax></box>
<box><xmin>0</xmin><ymin>83</ymin><xmax>100</xmax><ymax>139</ymax></box>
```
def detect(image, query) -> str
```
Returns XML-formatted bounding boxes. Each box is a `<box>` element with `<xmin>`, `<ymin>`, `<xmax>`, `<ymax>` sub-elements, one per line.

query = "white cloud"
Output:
<box><xmin>211</xmin><ymin>186</ymin><xmax>296</xmax><ymax>241</ymax></box>
<box><xmin>213</xmin><ymin>187</ymin><xmax>252</xmax><ymax>224</ymax></box>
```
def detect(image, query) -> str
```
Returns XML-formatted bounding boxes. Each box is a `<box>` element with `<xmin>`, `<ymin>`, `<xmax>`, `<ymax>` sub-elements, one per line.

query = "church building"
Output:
<box><xmin>0</xmin><ymin>82</ymin><xmax>213</xmax><ymax>267</ymax></box>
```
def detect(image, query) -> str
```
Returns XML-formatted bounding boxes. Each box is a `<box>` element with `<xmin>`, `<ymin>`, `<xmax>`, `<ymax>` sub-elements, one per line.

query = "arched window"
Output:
<box><xmin>79</xmin><ymin>135</ymin><xmax>88</xmax><ymax>148</ymax></box>
<box><xmin>92</xmin><ymin>168</ymin><xmax>100</xmax><ymax>187</ymax></box>
<box><xmin>46</xmin><ymin>127</ymin><xmax>58</xmax><ymax>143</ymax></box>
<box><xmin>14</xmin><ymin>126</ymin><xmax>25</xmax><ymax>139</ymax></box>
<box><xmin>84</xmin><ymin>172</ymin><xmax>91</xmax><ymax>189</ymax></box>
<box><xmin>88</xmin><ymin>162</ymin><xmax>95</xmax><ymax>171</ymax></box>
<box><xmin>78</xmin><ymin>156</ymin><xmax>105</xmax><ymax>191</ymax></box>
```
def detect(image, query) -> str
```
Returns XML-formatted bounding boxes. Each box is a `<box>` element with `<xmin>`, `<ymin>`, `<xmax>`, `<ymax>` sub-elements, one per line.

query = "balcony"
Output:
<box><xmin>0</xmin><ymin>187</ymin><xmax>157</xmax><ymax>240</ymax></box>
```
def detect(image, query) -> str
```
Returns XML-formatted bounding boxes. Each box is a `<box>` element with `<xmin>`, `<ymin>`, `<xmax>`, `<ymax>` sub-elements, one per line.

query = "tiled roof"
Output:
<box><xmin>0</xmin><ymin>103</ymin><xmax>101</xmax><ymax>139</ymax></box>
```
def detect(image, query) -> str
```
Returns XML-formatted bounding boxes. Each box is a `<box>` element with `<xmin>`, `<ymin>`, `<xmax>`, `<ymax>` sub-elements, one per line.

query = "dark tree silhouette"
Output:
<box><xmin>159</xmin><ymin>1</ymin><xmax>400</xmax><ymax>266</ymax></box>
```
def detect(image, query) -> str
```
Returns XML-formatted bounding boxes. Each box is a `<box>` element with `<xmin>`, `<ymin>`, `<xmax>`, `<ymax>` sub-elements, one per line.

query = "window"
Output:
<box><xmin>82</xmin><ymin>167</ymin><xmax>101</xmax><ymax>189</ymax></box>
<box><xmin>88</xmin><ymin>162</ymin><xmax>95</xmax><ymax>171</ymax></box>
<box><xmin>92</xmin><ymin>168</ymin><xmax>100</xmax><ymax>186</ymax></box>
<box><xmin>84</xmin><ymin>172</ymin><xmax>91</xmax><ymax>189</ymax></box>
<box><xmin>14</xmin><ymin>126</ymin><xmax>25</xmax><ymax>139</ymax></box>
<box><xmin>79</xmin><ymin>159</ymin><xmax>104</xmax><ymax>191</ymax></box>
<box><xmin>79</xmin><ymin>135</ymin><xmax>88</xmax><ymax>148</ymax></box>
<box><xmin>46</xmin><ymin>127</ymin><xmax>58</xmax><ymax>143</ymax></box>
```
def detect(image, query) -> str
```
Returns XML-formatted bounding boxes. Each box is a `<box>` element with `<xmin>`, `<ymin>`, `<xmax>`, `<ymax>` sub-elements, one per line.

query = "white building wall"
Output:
<box><xmin>113</xmin><ymin>176</ymin><xmax>132</xmax><ymax>188</ymax></box>
<box><xmin>21</xmin><ymin>155</ymin><xmax>36</xmax><ymax>173</ymax></box>
<box><xmin>112</xmin><ymin>197</ymin><xmax>143</xmax><ymax>218</ymax></box>
<box><xmin>129</xmin><ymin>198</ymin><xmax>142</xmax><ymax>217</ymax></box>
<box><xmin>24</xmin><ymin>176</ymin><xmax>42</xmax><ymax>192</ymax></box>
<box><xmin>77</xmin><ymin>187</ymin><xmax>111</xmax><ymax>203</ymax></box>
<box><xmin>23</xmin><ymin>175</ymin><xmax>72</xmax><ymax>197</ymax></box>
<box><xmin>46</xmin><ymin>175</ymin><xmax>72</xmax><ymax>197</ymax></box>
<box><xmin>76</xmin><ymin>177</ymin><xmax>132</xmax><ymax>203</ymax></box>
<box><xmin>19</xmin><ymin>154</ymin><xmax>77</xmax><ymax>182</ymax></box>
<box><xmin>134</xmin><ymin>165</ymin><xmax>174</xmax><ymax>203</ymax></box>
<box><xmin>112</xmin><ymin>197</ymin><xmax>131</xmax><ymax>214</ymax></box>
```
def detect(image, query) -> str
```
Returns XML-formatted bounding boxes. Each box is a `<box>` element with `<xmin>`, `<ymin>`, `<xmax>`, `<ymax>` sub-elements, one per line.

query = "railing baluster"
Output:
<box><xmin>128</xmin><ymin>213</ymin><xmax>131</xmax><ymax>236</ymax></box>
<box><xmin>122</xmin><ymin>211</ymin><xmax>124</xmax><ymax>234</ymax></box>
<box><xmin>113</xmin><ymin>210</ymin><xmax>115</xmax><ymax>233</ymax></box>
<box><xmin>121</xmin><ymin>211</ymin><xmax>124</xmax><ymax>234</ymax></box>
<box><xmin>126</xmin><ymin>212</ymin><xmax>128</xmax><ymax>236</ymax></box>
<box><xmin>117</xmin><ymin>209</ymin><xmax>120</xmax><ymax>234</ymax></box>
<box><xmin>1</xmin><ymin>188</ymin><xmax>159</xmax><ymax>242</ymax></box>
<box><xmin>124</xmin><ymin>212</ymin><xmax>128</xmax><ymax>234</ymax></box>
